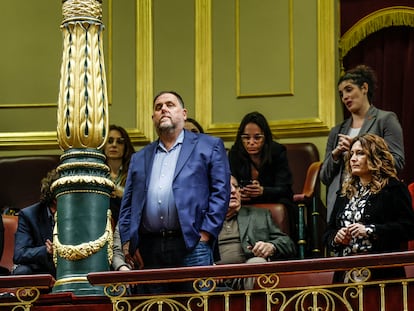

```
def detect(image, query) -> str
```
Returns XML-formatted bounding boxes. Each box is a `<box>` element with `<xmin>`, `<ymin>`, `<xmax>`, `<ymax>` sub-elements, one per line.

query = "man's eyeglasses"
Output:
<box><xmin>108</xmin><ymin>137</ymin><xmax>125</xmax><ymax>145</ymax></box>
<box><xmin>240</xmin><ymin>134</ymin><xmax>265</xmax><ymax>142</ymax></box>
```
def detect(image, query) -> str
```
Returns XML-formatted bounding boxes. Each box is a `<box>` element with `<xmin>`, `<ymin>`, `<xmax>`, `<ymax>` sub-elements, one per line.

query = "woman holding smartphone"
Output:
<box><xmin>228</xmin><ymin>112</ymin><xmax>296</xmax><ymax>236</ymax></box>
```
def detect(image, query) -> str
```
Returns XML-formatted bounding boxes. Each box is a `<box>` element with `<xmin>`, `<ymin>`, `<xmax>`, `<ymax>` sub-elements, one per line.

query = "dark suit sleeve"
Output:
<box><xmin>13</xmin><ymin>209</ymin><xmax>50</xmax><ymax>267</ymax></box>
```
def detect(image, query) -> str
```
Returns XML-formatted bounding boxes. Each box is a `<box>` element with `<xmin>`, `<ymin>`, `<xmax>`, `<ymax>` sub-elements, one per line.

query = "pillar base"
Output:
<box><xmin>53</xmin><ymin>275</ymin><xmax>104</xmax><ymax>296</ymax></box>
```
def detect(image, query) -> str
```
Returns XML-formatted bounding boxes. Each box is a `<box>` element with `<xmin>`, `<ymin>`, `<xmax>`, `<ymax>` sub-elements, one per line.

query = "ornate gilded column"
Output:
<box><xmin>52</xmin><ymin>0</ymin><xmax>113</xmax><ymax>295</ymax></box>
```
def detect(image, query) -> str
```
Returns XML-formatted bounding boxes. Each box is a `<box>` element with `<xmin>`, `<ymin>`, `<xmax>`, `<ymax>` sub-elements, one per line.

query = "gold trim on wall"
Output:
<box><xmin>317</xmin><ymin>0</ymin><xmax>336</xmax><ymax>131</ymax></box>
<box><xmin>0</xmin><ymin>0</ymin><xmax>114</xmax><ymax>149</ymax></box>
<box><xmin>235</xmin><ymin>0</ymin><xmax>294</xmax><ymax>98</ymax></box>
<box><xmin>195</xmin><ymin>0</ymin><xmax>213</xmax><ymax>131</ymax></box>
<box><xmin>0</xmin><ymin>131</ymin><xmax>58</xmax><ymax>149</ymax></box>
<box><xmin>135</xmin><ymin>0</ymin><xmax>154</xmax><ymax>144</ymax></box>
<box><xmin>0</xmin><ymin>0</ymin><xmax>336</xmax><ymax>150</ymax></box>
<box><xmin>0</xmin><ymin>0</ymin><xmax>113</xmax><ymax>110</ymax></box>
<box><xmin>0</xmin><ymin>103</ymin><xmax>57</xmax><ymax>109</ymax></box>
<box><xmin>196</xmin><ymin>0</ymin><xmax>335</xmax><ymax>140</ymax></box>
<box><xmin>106</xmin><ymin>0</ymin><xmax>113</xmax><ymax>107</ymax></box>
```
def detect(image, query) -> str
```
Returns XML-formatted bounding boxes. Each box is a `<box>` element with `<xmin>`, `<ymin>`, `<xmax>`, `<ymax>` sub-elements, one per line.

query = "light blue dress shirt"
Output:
<box><xmin>141</xmin><ymin>131</ymin><xmax>184</xmax><ymax>232</ymax></box>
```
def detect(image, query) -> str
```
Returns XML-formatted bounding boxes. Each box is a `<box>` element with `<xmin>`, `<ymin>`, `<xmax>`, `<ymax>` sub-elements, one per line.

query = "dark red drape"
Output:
<box><xmin>342</xmin><ymin>26</ymin><xmax>414</xmax><ymax>184</ymax></box>
<box><xmin>340</xmin><ymin>0</ymin><xmax>414</xmax><ymax>35</ymax></box>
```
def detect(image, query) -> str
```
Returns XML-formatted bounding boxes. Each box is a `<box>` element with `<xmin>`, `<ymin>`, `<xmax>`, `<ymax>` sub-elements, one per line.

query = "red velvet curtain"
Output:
<box><xmin>340</xmin><ymin>2</ymin><xmax>414</xmax><ymax>184</ymax></box>
<box><xmin>340</xmin><ymin>0</ymin><xmax>413</xmax><ymax>34</ymax></box>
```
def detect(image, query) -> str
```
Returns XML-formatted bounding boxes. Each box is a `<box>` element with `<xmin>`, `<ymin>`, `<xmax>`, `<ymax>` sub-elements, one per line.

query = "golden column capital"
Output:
<box><xmin>57</xmin><ymin>0</ymin><xmax>108</xmax><ymax>150</ymax></box>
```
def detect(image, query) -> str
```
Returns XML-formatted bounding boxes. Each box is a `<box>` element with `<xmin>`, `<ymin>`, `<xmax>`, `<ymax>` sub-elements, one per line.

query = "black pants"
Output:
<box><xmin>135</xmin><ymin>234</ymin><xmax>192</xmax><ymax>294</ymax></box>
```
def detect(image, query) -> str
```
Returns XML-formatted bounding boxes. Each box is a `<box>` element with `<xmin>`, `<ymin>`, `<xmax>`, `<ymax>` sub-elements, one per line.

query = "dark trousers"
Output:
<box><xmin>136</xmin><ymin>234</ymin><xmax>213</xmax><ymax>294</ymax></box>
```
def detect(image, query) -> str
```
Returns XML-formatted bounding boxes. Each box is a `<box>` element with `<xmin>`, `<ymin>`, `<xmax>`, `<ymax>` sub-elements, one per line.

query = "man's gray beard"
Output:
<box><xmin>157</xmin><ymin>123</ymin><xmax>176</xmax><ymax>134</ymax></box>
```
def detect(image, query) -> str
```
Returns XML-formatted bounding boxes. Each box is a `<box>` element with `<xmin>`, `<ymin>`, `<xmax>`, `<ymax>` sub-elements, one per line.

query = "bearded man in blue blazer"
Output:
<box><xmin>118</xmin><ymin>91</ymin><xmax>230</xmax><ymax>292</ymax></box>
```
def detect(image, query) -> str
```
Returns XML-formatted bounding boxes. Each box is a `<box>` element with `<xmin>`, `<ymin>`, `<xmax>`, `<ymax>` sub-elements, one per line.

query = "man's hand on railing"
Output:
<box><xmin>123</xmin><ymin>242</ymin><xmax>144</xmax><ymax>270</ymax></box>
<box><xmin>131</xmin><ymin>249</ymin><xmax>144</xmax><ymax>269</ymax></box>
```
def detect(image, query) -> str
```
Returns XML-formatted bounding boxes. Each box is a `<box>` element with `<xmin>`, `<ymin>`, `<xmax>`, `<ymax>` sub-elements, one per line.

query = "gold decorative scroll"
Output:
<box><xmin>57</xmin><ymin>0</ymin><xmax>108</xmax><ymax>150</ymax></box>
<box><xmin>53</xmin><ymin>209</ymin><xmax>113</xmax><ymax>264</ymax></box>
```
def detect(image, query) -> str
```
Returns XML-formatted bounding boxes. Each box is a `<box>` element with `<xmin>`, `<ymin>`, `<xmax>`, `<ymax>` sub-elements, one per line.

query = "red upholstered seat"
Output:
<box><xmin>0</xmin><ymin>215</ymin><xmax>18</xmax><ymax>274</ymax></box>
<box><xmin>251</xmin><ymin>203</ymin><xmax>290</xmax><ymax>236</ymax></box>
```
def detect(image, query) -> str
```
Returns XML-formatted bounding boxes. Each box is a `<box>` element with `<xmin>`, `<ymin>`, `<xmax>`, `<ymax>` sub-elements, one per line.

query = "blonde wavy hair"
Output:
<box><xmin>341</xmin><ymin>133</ymin><xmax>398</xmax><ymax>198</ymax></box>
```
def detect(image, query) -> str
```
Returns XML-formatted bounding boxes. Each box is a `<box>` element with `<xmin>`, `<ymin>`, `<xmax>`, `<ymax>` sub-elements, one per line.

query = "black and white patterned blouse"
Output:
<box><xmin>336</xmin><ymin>183</ymin><xmax>372</xmax><ymax>256</ymax></box>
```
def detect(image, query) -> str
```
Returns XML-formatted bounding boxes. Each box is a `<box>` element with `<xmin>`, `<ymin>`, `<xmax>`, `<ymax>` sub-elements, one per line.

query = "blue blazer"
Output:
<box><xmin>119</xmin><ymin>130</ymin><xmax>231</xmax><ymax>254</ymax></box>
<box><xmin>13</xmin><ymin>202</ymin><xmax>55</xmax><ymax>275</ymax></box>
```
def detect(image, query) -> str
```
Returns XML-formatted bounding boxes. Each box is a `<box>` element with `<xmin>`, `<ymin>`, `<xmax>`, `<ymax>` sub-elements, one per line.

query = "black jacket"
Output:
<box><xmin>325</xmin><ymin>178</ymin><xmax>414</xmax><ymax>255</ymax></box>
<box><xmin>228</xmin><ymin>141</ymin><xmax>293</xmax><ymax>204</ymax></box>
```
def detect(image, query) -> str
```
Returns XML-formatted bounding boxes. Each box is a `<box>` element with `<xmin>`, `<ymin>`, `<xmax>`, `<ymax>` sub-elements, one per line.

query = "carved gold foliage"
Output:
<box><xmin>53</xmin><ymin>210</ymin><xmax>113</xmax><ymax>264</ymax></box>
<box><xmin>57</xmin><ymin>19</ymin><xmax>108</xmax><ymax>150</ymax></box>
<box><xmin>58</xmin><ymin>0</ymin><xmax>108</xmax><ymax>150</ymax></box>
<box><xmin>51</xmin><ymin>175</ymin><xmax>114</xmax><ymax>191</ymax></box>
<box><xmin>57</xmin><ymin>161</ymin><xmax>110</xmax><ymax>173</ymax></box>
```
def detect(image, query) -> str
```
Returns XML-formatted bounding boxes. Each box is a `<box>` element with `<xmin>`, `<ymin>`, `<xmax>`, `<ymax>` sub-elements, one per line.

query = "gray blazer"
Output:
<box><xmin>237</xmin><ymin>206</ymin><xmax>297</xmax><ymax>260</ymax></box>
<box><xmin>320</xmin><ymin>105</ymin><xmax>405</xmax><ymax>220</ymax></box>
<box><xmin>112</xmin><ymin>225</ymin><xmax>131</xmax><ymax>271</ymax></box>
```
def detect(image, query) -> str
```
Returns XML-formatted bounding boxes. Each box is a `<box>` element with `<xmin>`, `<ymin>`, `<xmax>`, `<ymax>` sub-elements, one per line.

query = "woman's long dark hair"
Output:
<box><xmin>107</xmin><ymin>124</ymin><xmax>135</xmax><ymax>186</ymax></box>
<box><xmin>231</xmin><ymin>111</ymin><xmax>274</xmax><ymax>167</ymax></box>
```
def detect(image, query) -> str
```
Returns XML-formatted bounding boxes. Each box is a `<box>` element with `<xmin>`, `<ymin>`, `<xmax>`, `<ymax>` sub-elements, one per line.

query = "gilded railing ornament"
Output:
<box><xmin>53</xmin><ymin>209</ymin><xmax>113</xmax><ymax>265</ymax></box>
<box><xmin>0</xmin><ymin>287</ymin><xmax>41</xmax><ymax>310</ymax></box>
<box><xmin>345</xmin><ymin>267</ymin><xmax>371</xmax><ymax>283</ymax></box>
<box><xmin>256</xmin><ymin>273</ymin><xmax>280</xmax><ymax>289</ymax></box>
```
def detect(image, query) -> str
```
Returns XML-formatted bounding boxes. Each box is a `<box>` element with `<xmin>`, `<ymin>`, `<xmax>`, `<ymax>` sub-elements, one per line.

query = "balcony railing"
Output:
<box><xmin>1</xmin><ymin>251</ymin><xmax>414</xmax><ymax>310</ymax></box>
<box><xmin>88</xmin><ymin>250</ymin><xmax>414</xmax><ymax>311</ymax></box>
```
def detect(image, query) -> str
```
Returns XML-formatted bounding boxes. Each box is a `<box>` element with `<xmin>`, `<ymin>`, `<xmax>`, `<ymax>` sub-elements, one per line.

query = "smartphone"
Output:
<box><xmin>239</xmin><ymin>179</ymin><xmax>253</xmax><ymax>188</ymax></box>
